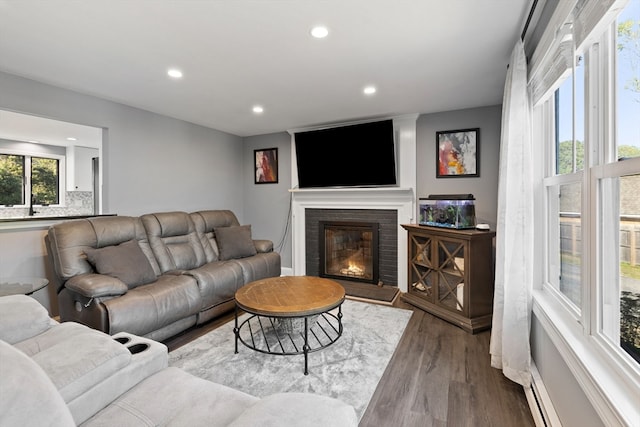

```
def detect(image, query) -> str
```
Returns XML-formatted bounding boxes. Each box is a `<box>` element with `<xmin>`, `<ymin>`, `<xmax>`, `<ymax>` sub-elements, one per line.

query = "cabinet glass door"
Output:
<box><xmin>409</xmin><ymin>234</ymin><xmax>434</xmax><ymax>302</ymax></box>
<box><xmin>437</xmin><ymin>239</ymin><xmax>465</xmax><ymax>313</ymax></box>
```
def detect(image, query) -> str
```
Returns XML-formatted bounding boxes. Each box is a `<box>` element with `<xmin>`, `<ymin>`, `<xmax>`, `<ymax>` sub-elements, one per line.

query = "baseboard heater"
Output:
<box><xmin>524</xmin><ymin>362</ymin><xmax>562</xmax><ymax>427</ymax></box>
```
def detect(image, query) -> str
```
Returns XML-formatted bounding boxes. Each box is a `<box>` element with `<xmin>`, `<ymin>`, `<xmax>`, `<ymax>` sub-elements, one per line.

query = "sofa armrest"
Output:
<box><xmin>253</xmin><ymin>239</ymin><xmax>273</xmax><ymax>253</ymax></box>
<box><xmin>0</xmin><ymin>295</ymin><xmax>56</xmax><ymax>344</ymax></box>
<box><xmin>65</xmin><ymin>274</ymin><xmax>128</xmax><ymax>298</ymax></box>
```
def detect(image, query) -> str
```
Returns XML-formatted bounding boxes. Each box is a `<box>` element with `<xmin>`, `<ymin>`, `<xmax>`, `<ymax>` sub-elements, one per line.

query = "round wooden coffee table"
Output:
<box><xmin>234</xmin><ymin>276</ymin><xmax>345</xmax><ymax>375</ymax></box>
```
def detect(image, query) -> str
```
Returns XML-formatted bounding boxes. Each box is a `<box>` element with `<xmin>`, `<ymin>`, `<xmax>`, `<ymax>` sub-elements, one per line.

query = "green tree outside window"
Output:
<box><xmin>558</xmin><ymin>141</ymin><xmax>640</xmax><ymax>173</ymax></box>
<box><xmin>31</xmin><ymin>157</ymin><xmax>59</xmax><ymax>205</ymax></box>
<box><xmin>0</xmin><ymin>154</ymin><xmax>25</xmax><ymax>205</ymax></box>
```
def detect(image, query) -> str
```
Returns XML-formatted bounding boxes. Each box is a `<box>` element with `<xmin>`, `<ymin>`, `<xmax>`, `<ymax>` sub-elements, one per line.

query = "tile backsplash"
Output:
<box><xmin>0</xmin><ymin>191</ymin><xmax>94</xmax><ymax>219</ymax></box>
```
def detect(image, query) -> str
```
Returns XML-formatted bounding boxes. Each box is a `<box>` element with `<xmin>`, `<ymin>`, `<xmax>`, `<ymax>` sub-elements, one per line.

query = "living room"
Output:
<box><xmin>1</xmin><ymin>1</ymin><xmax>639</xmax><ymax>426</ymax></box>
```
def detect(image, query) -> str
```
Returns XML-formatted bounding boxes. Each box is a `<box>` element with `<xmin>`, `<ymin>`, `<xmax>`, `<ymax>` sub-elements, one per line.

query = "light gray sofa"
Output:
<box><xmin>0</xmin><ymin>295</ymin><xmax>357</xmax><ymax>427</ymax></box>
<box><xmin>47</xmin><ymin>210</ymin><xmax>281</xmax><ymax>341</ymax></box>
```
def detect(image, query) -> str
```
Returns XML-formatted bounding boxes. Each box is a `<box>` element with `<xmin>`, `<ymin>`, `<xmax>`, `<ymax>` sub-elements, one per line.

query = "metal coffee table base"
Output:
<box><xmin>234</xmin><ymin>305</ymin><xmax>343</xmax><ymax>375</ymax></box>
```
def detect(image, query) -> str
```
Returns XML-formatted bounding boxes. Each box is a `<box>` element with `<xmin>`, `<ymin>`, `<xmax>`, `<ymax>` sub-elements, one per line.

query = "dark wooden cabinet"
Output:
<box><xmin>401</xmin><ymin>224</ymin><xmax>496</xmax><ymax>333</ymax></box>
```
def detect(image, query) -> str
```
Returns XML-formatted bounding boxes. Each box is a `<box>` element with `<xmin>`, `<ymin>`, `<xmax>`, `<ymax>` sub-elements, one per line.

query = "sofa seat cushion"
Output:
<box><xmin>80</xmin><ymin>367</ymin><xmax>258</xmax><ymax>427</ymax></box>
<box><xmin>0</xmin><ymin>340</ymin><xmax>75</xmax><ymax>427</ymax></box>
<box><xmin>26</xmin><ymin>326</ymin><xmax>131</xmax><ymax>404</ymax></box>
<box><xmin>227</xmin><ymin>393</ymin><xmax>358</xmax><ymax>427</ymax></box>
<box><xmin>229</xmin><ymin>252</ymin><xmax>282</xmax><ymax>284</ymax></box>
<box><xmin>84</xmin><ymin>239</ymin><xmax>157</xmax><ymax>289</ymax></box>
<box><xmin>186</xmin><ymin>261</ymin><xmax>244</xmax><ymax>309</ymax></box>
<box><xmin>14</xmin><ymin>321</ymin><xmax>94</xmax><ymax>357</ymax></box>
<box><xmin>0</xmin><ymin>294</ymin><xmax>56</xmax><ymax>344</ymax></box>
<box><xmin>103</xmin><ymin>274</ymin><xmax>201</xmax><ymax>336</ymax></box>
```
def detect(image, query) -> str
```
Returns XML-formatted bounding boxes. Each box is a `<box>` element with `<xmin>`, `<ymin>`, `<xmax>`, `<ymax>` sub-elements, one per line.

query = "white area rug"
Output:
<box><xmin>169</xmin><ymin>299</ymin><xmax>412</xmax><ymax>420</ymax></box>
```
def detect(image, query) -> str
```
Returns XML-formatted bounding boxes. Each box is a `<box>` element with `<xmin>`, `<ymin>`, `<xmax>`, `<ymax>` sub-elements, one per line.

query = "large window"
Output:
<box><xmin>0</xmin><ymin>153</ymin><xmax>60</xmax><ymax>206</ymax></box>
<box><xmin>536</xmin><ymin>0</ymin><xmax>639</xmax><ymax>421</ymax></box>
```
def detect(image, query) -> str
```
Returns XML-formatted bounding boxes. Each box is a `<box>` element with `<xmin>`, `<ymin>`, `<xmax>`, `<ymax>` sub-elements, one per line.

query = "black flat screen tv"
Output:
<box><xmin>294</xmin><ymin>119</ymin><xmax>397</xmax><ymax>188</ymax></box>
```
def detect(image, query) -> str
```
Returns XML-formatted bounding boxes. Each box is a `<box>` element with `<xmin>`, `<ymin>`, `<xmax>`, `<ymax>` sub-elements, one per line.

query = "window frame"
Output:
<box><xmin>0</xmin><ymin>148</ymin><xmax>66</xmax><ymax>208</ymax></box>
<box><xmin>543</xmin><ymin>49</ymin><xmax>587</xmax><ymax>317</ymax></box>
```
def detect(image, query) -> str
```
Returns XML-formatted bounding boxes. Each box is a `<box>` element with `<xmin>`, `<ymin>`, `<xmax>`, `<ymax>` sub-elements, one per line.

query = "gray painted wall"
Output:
<box><xmin>0</xmin><ymin>71</ymin><xmax>245</xmax><ymax>217</ymax></box>
<box><xmin>243</xmin><ymin>132</ymin><xmax>292</xmax><ymax>268</ymax></box>
<box><xmin>416</xmin><ymin>105</ymin><xmax>502</xmax><ymax>229</ymax></box>
<box><xmin>531</xmin><ymin>315</ymin><xmax>604</xmax><ymax>426</ymax></box>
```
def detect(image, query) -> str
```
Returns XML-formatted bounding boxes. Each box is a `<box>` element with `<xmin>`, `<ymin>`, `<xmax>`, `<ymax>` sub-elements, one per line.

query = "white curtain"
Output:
<box><xmin>490</xmin><ymin>38</ymin><xmax>534</xmax><ymax>387</ymax></box>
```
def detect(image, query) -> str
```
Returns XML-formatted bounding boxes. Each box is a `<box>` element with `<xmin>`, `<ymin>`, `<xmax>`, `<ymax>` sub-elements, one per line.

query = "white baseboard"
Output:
<box><xmin>280</xmin><ymin>267</ymin><xmax>294</xmax><ymax>276</ymax></box>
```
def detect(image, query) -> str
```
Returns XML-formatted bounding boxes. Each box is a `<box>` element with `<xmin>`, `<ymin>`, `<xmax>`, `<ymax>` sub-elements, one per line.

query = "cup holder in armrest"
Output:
<box><xmin>114</xmin><ymin>336</ymin><xmax>131</xmax><ymax>345</ymax></box>
<box><xmin>127</xmin><ymin>343</ymin><xmax>149</xmax><ymax>354</ymax></box>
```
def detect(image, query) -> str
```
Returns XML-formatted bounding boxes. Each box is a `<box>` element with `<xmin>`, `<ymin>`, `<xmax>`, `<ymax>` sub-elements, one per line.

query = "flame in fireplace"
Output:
<box><xmin>340</xmin><ymin>260</ymin><xmax>365</xmax><ymax>277</ymax></box>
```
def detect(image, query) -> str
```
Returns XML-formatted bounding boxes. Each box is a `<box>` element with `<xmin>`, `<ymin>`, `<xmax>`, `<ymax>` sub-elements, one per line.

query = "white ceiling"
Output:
<box><xmin>0</xmin><ymin>0</ymin><xmax>531</xmax><ymax>138</ymax></box>
<box><xmin>0</xmin><ymin>110</ymin><xmax>102</xmax><ymax>149</ymax></box>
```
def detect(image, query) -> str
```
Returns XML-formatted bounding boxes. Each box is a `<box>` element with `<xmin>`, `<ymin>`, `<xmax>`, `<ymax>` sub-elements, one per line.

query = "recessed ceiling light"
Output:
<box><xmin>252</xmin><ymin>105</ymin><xmax>264</xmax><ymax>114</ymax></box>
<box><xmin>66</xmin><ymin>137</ymin><xmax>77</xmax><ymax>141</ymax></box>
<box><xmin>311</xmin><ymin>26</ymin><xmax>329</xmax><ymax>39</ymax></box>
<box><xmin>167</xmin><ymin>68</ymin><xmax>183</xmax><ymax>79</ymax></box>
<box><xmin>363</xmin><ymin>86</ymin><xmax>377</xmax><ymax>95</ymax></box>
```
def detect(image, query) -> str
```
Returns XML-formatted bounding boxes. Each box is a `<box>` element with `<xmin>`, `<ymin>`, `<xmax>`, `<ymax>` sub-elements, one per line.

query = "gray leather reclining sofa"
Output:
<box><xmin>47</xmin><ymin>210</ymin><xmax>281</xmax><ymax>341</ymax></box>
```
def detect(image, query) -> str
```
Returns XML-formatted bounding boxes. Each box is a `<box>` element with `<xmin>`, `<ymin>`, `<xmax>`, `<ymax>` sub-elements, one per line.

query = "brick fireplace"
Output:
<box><xmin>289</xmin><ymin>187</ymin><xmax>415</xmax><ymax>292</ymax></box>
<box><xmin>319</xmin><ymin>220</ymin><xmax>379</xmax><ymax>283</ymax></box>
<box><xmin>306</xmin><ymin>210</ymin><xmax>397</xmax><ymax>285</ymax></box>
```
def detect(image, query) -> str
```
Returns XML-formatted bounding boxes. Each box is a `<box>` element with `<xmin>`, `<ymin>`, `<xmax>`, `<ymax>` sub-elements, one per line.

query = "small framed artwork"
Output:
<box><xmin>254</xmin><ymin>147</ymin><xmax>278</xmax><ymax>184</ymax></box>
<box><xmin>436</xmin><ymin>128</ymin><xmax>479</xmax><ymax>178</ymax></box>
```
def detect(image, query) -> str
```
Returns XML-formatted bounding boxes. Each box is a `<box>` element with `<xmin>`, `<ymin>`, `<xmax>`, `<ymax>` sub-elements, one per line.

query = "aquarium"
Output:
<box><xmin>419</xmin><ymin>194</ymin><xmax>476</xmax><ymax>229</ymax></box>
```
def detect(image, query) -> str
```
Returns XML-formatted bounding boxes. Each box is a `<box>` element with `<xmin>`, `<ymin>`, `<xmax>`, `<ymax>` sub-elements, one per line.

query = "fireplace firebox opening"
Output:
<box><xmin>319</xmin><ymin>221</ymin><xmax>379</xmax><ymax>284</ymax></box>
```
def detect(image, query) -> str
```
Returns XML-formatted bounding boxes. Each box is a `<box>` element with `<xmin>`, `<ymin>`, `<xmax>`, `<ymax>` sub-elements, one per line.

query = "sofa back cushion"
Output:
<box><xmin>84</xmin><ymin>240</ymin><xmax>157</xmax><ymax>289</ymax></box>
<box><xmin>48</xmin><ymin>216</ymin><xmax>161</xmax><ymax>283</ymax></box>
<box><xmin>0</xmin><ymin>340</ymin><xmax>75</xmax><ymax>427</ymax></box>
<box><xmin>190</xmin><ymin>210</ymin><xmax>241</xmax><ymax>262</ymax></box>
<box><xmin>141</xmin><ymin>211</ymin><xmax>206</xmax><ymax>272</ymax></box>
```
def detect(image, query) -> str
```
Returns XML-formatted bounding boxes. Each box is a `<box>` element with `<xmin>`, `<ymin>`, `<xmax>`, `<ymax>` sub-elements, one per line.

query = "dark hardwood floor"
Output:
<box><xmin>163</xmin><ymin>298</ymin><xmax>536</xmax><ymax>427</ymax></box>
<box><xmin>360</xmin><ymin>299</ymin><xmax>535</xmax><ymax>427</ymax></box>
